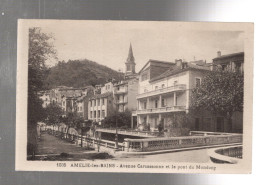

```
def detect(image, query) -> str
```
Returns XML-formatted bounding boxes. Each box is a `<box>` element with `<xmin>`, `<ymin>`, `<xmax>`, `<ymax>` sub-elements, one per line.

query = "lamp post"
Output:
<box><xmin>115</xmin><ymin>107</ymin><xmax>118</xmax><ymax>149</ymax></box>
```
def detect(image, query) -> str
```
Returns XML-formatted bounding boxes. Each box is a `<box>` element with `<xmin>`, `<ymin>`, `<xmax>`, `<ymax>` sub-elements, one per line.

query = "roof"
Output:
<box><xmin>90</xmin><ymin>92</ymin><xmax>113</xmax><ymax>100</ymax></box>
<box><xmin>113</xmin><ymin>81</ymin><xmax>128</xmax><ymax>87</ymax></box>
<box><xmin>213</xmin><ymin>52</ymin><xmax>244</xmax><ymax>60</ymax></box>
<box><xmin>150</xmin><ymin>61</ymin><xmax>210</xmax><ymax>82</ymax></box>
<box><xmin>126</xmin><ymin>43</ymin><xmax>135</xmax><ymax>64</ymax></box>
<box><xmin>138</xmin><ymin>59</ymin><xmax>175</xmax><ymax>74</ymax></box>
<box><xmin>77</xmin><ymin>95</ymin><xmax>87</xmax><ymax>101</ymax></box>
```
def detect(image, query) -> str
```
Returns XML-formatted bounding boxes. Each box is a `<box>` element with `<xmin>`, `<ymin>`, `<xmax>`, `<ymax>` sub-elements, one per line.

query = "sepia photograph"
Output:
<box><xmin>16</xmin><ymin>20</ymin><xmax>253</xmax><ymax>173</ymax></box>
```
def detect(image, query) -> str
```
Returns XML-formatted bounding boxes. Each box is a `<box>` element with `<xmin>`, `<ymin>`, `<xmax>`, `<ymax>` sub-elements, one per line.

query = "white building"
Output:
<box><xmin>135</xmin><ymin>59</ymin><xmax>210</xmax><ymax>130</ymax></box>
<box><xmin>88</xmin><ymin>92</ymin><xmax>114</xmax><ymax>123</ymax></box>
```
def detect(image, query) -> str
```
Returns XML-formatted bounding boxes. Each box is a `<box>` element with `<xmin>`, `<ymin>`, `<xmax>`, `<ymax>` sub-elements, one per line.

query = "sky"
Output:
<box><xmin>40</xmin><ymin>21</ymin><xmax>244</xmax><ymax>72</ymax></box>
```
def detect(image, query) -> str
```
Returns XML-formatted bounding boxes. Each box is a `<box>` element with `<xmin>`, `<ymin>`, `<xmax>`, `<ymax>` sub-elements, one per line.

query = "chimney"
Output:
<box><xmin>175</xmin><ymin>59</ymin><xmax>182</xmax><ymax>67</ymax></box>
<box><xmin>217</xmin><ymin>51</ymin><xmax>221</xmax><ymax>57</ymax></box>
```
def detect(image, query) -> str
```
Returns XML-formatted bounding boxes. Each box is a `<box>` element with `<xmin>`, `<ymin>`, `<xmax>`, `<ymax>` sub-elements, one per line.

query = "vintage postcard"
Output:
<box><xmin>16</xmin><ymin>20</ymin><xmax>253</xmax><ymax>173</ymax></box>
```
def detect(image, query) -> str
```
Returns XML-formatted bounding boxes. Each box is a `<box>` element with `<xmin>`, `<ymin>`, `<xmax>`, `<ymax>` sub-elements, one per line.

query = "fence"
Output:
<box><xmin>46</xmin><ymin>129</ymin><xmax>124</xmax><ymax>151</ymax></box>
<box><xmin>46</xmin><ymin>129</ymin><xmax>242</xmax><ymax>153</ymax></box>
<box><xmin>123</xmin><ymin>133</ymin><xmax>242</xmax><ymax>152</ymax></box>
<box><xmin>208</xmin><ymin>146</ymin><xmax>242</xmax><ymax>164</ymax></box>
<box><xmin>96</xmin><ymin>127</ymin><xmax>159</xmax><ymax>137</ymax></box>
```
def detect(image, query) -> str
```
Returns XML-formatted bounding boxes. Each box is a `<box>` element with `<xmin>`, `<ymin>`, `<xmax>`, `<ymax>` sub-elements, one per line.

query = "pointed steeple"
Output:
<box><xmin>126</xmin><ymin>43</ymin><xmax>135</xmax><ymax>64</ymax></box>
<box><xmin>125</xmin><ymin>43</ymin><xmax>136</xmax><ymax>76</ymax></box>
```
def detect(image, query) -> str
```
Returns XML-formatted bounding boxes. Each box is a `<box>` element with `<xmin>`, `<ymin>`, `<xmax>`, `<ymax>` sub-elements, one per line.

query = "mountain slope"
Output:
<box><xmin>44</xmin><ymin>59</ymin><xmax>123</xmax><ymax>88</ymax></box>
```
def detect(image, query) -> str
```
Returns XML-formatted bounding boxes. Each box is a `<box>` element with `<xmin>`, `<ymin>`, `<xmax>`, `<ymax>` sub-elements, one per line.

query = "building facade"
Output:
<box><xmin>212</xmin><ymin>51</ymin><xmax>244</xmax><ymax>73</ymax></box>
<box><xmin>113</xmin><ymin>44</ymin><xmax>139</xmax><ymax>113</ymax></box>
<box><xmin>88</xmin><ymin>92</ymin><xmax>114</xmax><ymax>123</ymax></box>
<box><xmin>135</xmin><ymin>59</ymin><xmax>210</xmax><ymax>131</ymax></box>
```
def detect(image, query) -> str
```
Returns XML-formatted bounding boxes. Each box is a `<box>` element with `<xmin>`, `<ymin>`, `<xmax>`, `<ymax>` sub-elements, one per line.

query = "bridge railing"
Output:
<box><xmin>124</xmin><ymin>133</ymin><xmax>242</xmax><ymax>152</ymax></box>
<box><xmin>208</xmin><ymin>146</ymin><xmax>243</xmax><ymax>164</ymax></box>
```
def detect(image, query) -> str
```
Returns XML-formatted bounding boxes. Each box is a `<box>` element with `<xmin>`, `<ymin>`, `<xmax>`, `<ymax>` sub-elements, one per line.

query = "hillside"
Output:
<box><xmin>44</xmin><ymin>59</ymin><xmax>123</xmax><ymax>89</ymax></box>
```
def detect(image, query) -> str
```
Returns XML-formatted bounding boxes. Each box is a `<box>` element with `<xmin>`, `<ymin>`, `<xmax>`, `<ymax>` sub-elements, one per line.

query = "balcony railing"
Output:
<box><xmin>114</xmin><ymin>89</ymin><xmax>127</xmax><ymax>95</ymax></box>
<box><xmin>115</xmin><ymin>100</ymin><xmax>128</xmax><ymax>104</ymax></box>
<box><xmin>136</xmin><ymin>106</ymin><xmax>186</xmax><ymax>114</ymax></box>
<box><xmin>137</xmin><ymin>84</ymin><xmax>186</xmax><ymax>99</ymax></box>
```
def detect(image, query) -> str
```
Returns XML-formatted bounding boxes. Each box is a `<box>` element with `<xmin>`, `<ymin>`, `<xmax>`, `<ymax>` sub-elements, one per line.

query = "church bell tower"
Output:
<box><xmin>125</xmin><ymin>43</ymin><xmax>136</xmax><ymax>77</ymax></box>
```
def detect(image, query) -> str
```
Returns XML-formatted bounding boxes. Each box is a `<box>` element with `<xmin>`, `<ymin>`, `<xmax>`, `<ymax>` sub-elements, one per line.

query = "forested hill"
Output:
<box><xmin>44</xmin><ymin>59</ymin><xmax>123</xmax><ymax>89</ymax></box>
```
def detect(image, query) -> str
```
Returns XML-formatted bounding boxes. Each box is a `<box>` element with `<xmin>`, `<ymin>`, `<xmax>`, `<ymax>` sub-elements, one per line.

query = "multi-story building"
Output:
<box><xmin>38</xmin><ymin>90</ymin><xmax>51</xmax><ymax>108</ymax></box>
<box><xmin>50</xmin><ymin>86</ymin><xmax>94</xmax><ymax>106</ymax></box>
<box><xmin>113</xmin><ymin>44</ymin><xmax>139</xmax><ymax>113</ymax></box>
<box><xmin>76</xmin><ymin>90</ymin><xmax>94</xmax><ymax>120</ymax></box>
<box><xmin>212</xmin><ymin>51</ymin><xmax>244</xmax><ymax>73</ymax></box>
<box><xmin>114</xmin><ymin>78</ymin><xmax>138</xmax><ymax>112</ymax></box>
<box><xmin>135</xmin><ymin>59</ymin><xmax>211</xmax><ymax>131</ymax></box>
<box><xmin>88</xmin><ymin>92</ymin><xmax>114</xmax><ymax>124</ymax></box>
<box><xmin>101</xmin><ymin>82</ymin><xmax>114</xmax><ymax>94</ymax></box>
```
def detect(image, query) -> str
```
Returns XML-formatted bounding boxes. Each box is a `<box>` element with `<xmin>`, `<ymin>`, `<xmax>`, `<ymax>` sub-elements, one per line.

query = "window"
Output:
<box><xmin>102</xmin><ymin>110</ymin><xmax>105</xmax><ymax>118</ymax></box>
<box><xmin>161</xmin><ymin>84</ymin><xmax>165</xmax><ymax>88</ymax></box>
<box><xmin>143</xmin><ymin>101</ymin><xmax>147</xmax><ymax>109</ymax></box>
<box><xmin>80</xmin><ymin>106</ymin><xmax>82</xmax><ymax>111</ymax></box>
<box><xmin>235</xmin><ymin>62</ymin><xmax>241</xmax><ymax>73</ymax></box>
<box><xmin>155</xmin><ymin>100</ymin><xmax>158</xmax><ymax>108</ymax></box>
<box><xmin>90</xmin><ymin>101</ymin><xmax>92</xmax><ymax>107</ymax></box>
<box><xmin>94</xmin><ymin>100</ymin><xmax>96</xmax><ymax>106</ymax></box>
<box><xmin>221</xmin><ymin>64</ymin><xmax>227</xmax><ymax>71</ymax></box>
<box><xmin>141</xmin><ymin>73</ymin><xmax>148</xmax><ymax>81</ymax></box>
<box><xmin>90</xmin><ymin>111</ymin><xmax>92</xmax><ymax>118</ymax></box>
<box><xmin>155</xmin><ymin>86</ymin><xmax>158</xmax><ymax>90</ymax></box>
<box><xmin>97</xmin><ymin>99</ymin><xmax>100</xmax><ymax>106</ymax></box>
<box><xmin>195</xmin><ymin>118</ymin><xmax>200</xmax><ymax>130</ymax></box>
<box><xmin>102</xmin><ymin>98</ymin><xmax>105</xmax><ymax>105</ymax></box>
<box><xmin>161</xmin><ymin>99</ymin><xmax>165</xmax><ymax>107</ymax></box>
<box><xmin>173</xmin><ymin>80</ymin><xmax>178</xmax><ymax>86</ymax></box>
<box><xmin>127</xmin><ymin>64</ymin><xmax>131</xmax><ymax>71</ymax></box>
<box><xmin>216</xmin><ymin>117</ymin><xmax>224</xmax><ymax>132</ymax></box>
<box><xmin>98</xmin><ymin>110</ymin><xmax>100</xmax><ymax>118</ymax></box>
<box><xmin>195</xmin><ymin>78</ymin><xmax>201</xmax><ymax>88</ymax></box>
<box><xmin>94</xmin><ymin>111</ymin><xmax>96</xmax><ymax>118</ymax></box>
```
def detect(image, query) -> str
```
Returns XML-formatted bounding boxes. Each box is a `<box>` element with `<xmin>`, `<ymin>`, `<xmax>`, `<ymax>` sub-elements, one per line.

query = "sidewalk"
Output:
<box><xmin>31</xmin><ymin>133</ymin><xmax>113</xmax><ymax>161</ymax></box>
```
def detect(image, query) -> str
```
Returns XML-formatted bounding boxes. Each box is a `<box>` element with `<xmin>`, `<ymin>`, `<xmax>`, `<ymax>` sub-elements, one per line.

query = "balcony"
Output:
<box><xmin>114</xmin><ymin>89</ymin><xmax>127</xmax><ymax>95</ymax></box>
<box><xmin>137</xmin><ymin>84</ymin><xmax>186</xmax><ymax>99</ymax></box>
<box><xmin>115</xmin><ymin>100</ymin><xmax>128</xmax><ymax>104</ymax></box>
<box><xmin>136</xmin><ymin>106</ymin><xmax>186</xmax><ymax>114</ymax></box>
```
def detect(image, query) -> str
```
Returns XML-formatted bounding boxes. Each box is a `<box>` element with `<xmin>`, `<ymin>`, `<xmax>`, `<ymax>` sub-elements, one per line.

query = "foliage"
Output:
<box><xmin>190</xmin><ymin>70</ymin><xmax>244</xmax><ymax>132</ymax></box>
<box><xmin>27</xmin><ymin>27</ymin><xmax>56</xmax><ymax>157</ymax></box>
<box><xmin>190</xmin><ymin>71</ymin><xmax>244</xmax><ymax>117</ymax></box>
<box><xmin>165</xmin><ymin>112</ymin><xmax>192</xmax><ymax>136</ymax></box>
<box><xmin>28</xmin><ymin>28</ymin><xmax>57</xmax><ymax>126</ymax></box>
<box><xmin>102</xmin><ymin>109</ymin><xmax>132</xmax><ymax>128</ymax></box>
<box><xmin>43</xmin><ymin>59</ymin><xmax>123</xmax><ymax>89</ymax></box>
<box><xmin>44</xmin><ymin>103</ymin><xmax>63</xmax><ymax>126</ymax></box>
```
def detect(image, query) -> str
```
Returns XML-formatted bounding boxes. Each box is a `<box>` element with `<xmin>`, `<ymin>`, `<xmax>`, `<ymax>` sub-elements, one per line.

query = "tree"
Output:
<box><xmin>102</xmin><ymin>109</ymin><xmax>132</xmax><ymax>129</ymax></box>
<box><xmin>190</xmin><ymin>70</ymin><xmax>244</xmax><ymax>132</ymax></box>
<box><xmin>27</xmin><ymin>28</ymin><xmax>56</xmax><ymax>158</ymax></box>
<box><xmin>45</xmin><ymin>103</ymin><xmax>63</xmax><ymax>127</ymax></box>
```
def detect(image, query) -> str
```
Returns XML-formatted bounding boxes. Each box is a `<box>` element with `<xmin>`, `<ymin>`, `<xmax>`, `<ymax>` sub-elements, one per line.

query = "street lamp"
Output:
<box><xmin>115</xmin><ymin>107</ymin><xmax>118</xmax><ymax>149</ymax></box>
